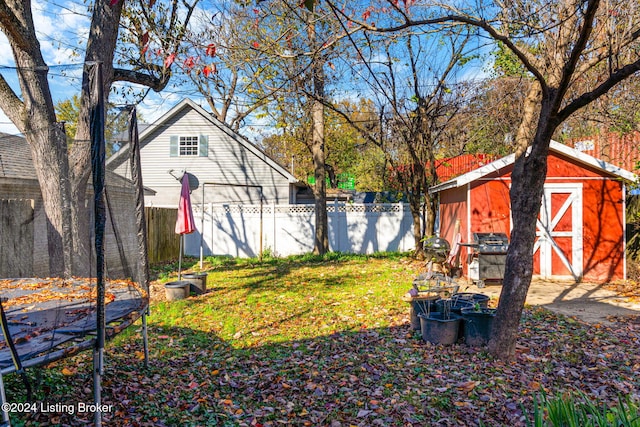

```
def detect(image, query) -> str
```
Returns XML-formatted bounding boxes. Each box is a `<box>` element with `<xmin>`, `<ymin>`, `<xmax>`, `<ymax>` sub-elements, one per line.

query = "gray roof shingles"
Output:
<box><xmin>0</xmin><ymin>132</ymin><xmax>34</xmax><ymax>180</ymax></box>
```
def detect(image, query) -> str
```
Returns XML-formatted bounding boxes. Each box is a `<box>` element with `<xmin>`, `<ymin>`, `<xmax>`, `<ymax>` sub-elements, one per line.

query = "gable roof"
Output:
<box><xmin>0</xmin><ymin>132</ymin><xmax>155</xmax><ymax>195</ymax></box>
<box><xmin>107</xmin><ymin>98</ymin><xmax>299</xmax><ymax>184</ymax></box>
<box><xmin>429</xmin><ymin>140</ymin><xmax>638</xmax><ymax>195</ymax></box>
<box><xmin>0</xmin><ymin>132</ymin><xmax>33</xmax><ymax>180</ymax></box>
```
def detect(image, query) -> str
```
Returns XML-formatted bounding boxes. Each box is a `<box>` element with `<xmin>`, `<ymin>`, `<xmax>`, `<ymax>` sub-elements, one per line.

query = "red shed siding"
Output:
<box><xmin>469</xmin><ymin>179</ymin><xmax>511</xmax><ymax>236</ymax></box>
<box><xmin>439</xmin><ymin>186</ymin><xmax>469</xmax><ymax>269</ymax></box>
<box><xmin>547</xmin><ymin>153</ymin><xmax>607</xmax><ymax>178</ymax></box>
<box><xmin>439</xmin><ymin>186</ymin><xmax>467</xmax><ymax>242</ymax></box>
<box><xmin>581</xmin><ymin>178</ymin><xmax>625</xmax><ymax>282</ymax></box>
<box><xmin>436</xmin><ymin>148</ymin><xmax>628</xmax><ymax>283</ymax></box>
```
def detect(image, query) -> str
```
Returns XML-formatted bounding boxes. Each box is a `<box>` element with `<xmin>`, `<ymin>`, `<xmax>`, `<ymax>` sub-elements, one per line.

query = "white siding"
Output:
<box><xmin>113</xmin><ymin>107</ymin><xmax>293</xmax><ymax>208</ymax></box>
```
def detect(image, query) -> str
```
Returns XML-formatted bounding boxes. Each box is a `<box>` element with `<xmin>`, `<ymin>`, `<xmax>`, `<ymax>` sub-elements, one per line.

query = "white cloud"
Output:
<box><xmin>0</xmin><ymin>33</ymin><xmax>13</xmax><ymax>67</ymax></box>
<box><xmin>33</xmin><ymin>0</ymin><xmax>89</xmax><ymax>65</ymax></box>
<box><xmin>136</xmin><ymin>92</ymin><xmax>186</xmax><ymax>124</ymax></box>
<box><xmin>0</xmin><ymin>109</ymin><xmax>20</xmax><ymax>135</ymax></box>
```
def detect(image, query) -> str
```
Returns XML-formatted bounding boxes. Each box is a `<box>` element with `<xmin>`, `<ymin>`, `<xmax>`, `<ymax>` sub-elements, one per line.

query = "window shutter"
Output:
<box><xmin>199</xmin><ymin>135</ymin><xmax>209</xmax><ymax>157</ymax></box>
<box><xmin>170</xmin><ymin>135</ymin><xmax>179</xmax><ymax>157</ymax></box>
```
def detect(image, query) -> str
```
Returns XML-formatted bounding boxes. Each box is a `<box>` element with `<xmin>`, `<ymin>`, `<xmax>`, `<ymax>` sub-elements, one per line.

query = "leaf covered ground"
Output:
<box><xmin>5</xmin><ymin>254</ymin><xmax>640</xmax><ymax>426</ymax></box>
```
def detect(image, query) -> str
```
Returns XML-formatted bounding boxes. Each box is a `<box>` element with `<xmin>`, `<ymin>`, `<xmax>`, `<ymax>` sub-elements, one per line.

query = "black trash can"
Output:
<box><xmin>419</xmin><ymin>312</ymin><xmax>461</xmax><ymax>345</ymax></box>
<box><xmin>460</xmin><ymin>307</ymin><xmax>496</xmax><ymax>346</ymax></box>
<box><xmin>452</xmin><ymin>292</ymin><xmax>490</xmax><ymax>308</ymax></box>
<box><xmin>435</xmin><ymin>298</ymin><xmax>474</xmax><ymax>314</ymax></box>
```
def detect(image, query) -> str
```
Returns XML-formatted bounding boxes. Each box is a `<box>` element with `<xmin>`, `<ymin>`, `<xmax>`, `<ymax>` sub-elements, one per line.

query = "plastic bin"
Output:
<box><xmin>165</xmin><ymin>281</ymin><xmax>190</xmax><ymax>301</ymax></box>
<box><xmin>182</xmin><ymin>272</ymin><xmax>208</xmax><ymax>295</ymax></box>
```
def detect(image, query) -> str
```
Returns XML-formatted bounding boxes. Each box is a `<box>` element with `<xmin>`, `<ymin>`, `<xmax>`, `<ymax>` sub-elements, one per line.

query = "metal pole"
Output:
<box><xmin>259</xmin><ymin>198</ymin><xmax>263</xmax><ymax>261</ymax></box>
<box><xmin>200</xmin><ymin>183</ymin><xmax>206</xmax><ymax>269</ymax></box>
<box><xmin>88</xmin><ymin>60</ymin><xmax>106</xmax><ymax>427</ymax></box>
<box><xmin>92</xmin><ymin>347</ymin><xmax>103</xmax><ymax>427</ymax></box>
<box><xmin>178</xmin><ymin>235</ymin><xmax>183</xmax><ymax>281</ymax></box>
<box><xmin>0</xmin><ymin>372</ymin><xmax>9</xmax><ymax>426</ymax></box>
<box><xmin>142</xmin><ymin>310</ymin><xmax>149</xmax><ymax>368</ymax></box>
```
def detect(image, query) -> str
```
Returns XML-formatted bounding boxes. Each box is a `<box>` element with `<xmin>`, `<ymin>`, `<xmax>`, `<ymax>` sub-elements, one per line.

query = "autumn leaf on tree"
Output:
<box><xmin>164</xmin><ymin>53</ymin><xmax>176</xmax><ymax>68</ymax></box>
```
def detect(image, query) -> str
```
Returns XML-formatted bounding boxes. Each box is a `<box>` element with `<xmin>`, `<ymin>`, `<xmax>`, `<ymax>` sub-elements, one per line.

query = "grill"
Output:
<box><xmin>473</xmin><ymin>232</ymin><xmax>509</xmax><ymax>254</ymax></box>
<box><xmin>468</xmin><ymin>232</ymin><xmax>509</xmax><ymax>287</ymax></box>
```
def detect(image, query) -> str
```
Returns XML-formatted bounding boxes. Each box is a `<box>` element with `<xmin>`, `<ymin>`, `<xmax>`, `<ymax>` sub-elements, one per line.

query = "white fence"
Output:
<box><xmin>184</xmin><ymin>202</ymin><xmax>415</xmax><ymax>258</ymax></box>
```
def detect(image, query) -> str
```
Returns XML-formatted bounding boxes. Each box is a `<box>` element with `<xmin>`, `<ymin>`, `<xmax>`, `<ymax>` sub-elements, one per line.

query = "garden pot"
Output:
<box><xmin>408</xmin><ymin>296</ymin><xmax>440</xmax><ymax>330</ymax></box>
<box><xmin>436</xmin><ymin>298</ymin><xmax>473</xmax><ymax>341</ymax></box>
<box><xmin>165</xmin><ymin>281</ymin><xmax>190</xmax><ymax>301</ymax></box>
<box><xmin>460</xmin><ymin>307</ymin><xmax>497</xmax><ymax>346</ymax></box>
<box><xmin>182</xmin><ymin>272</ymin><xmax>208</xmax><ymax>295</ymax></box>
<box><xmin>435</xmin><ymin>298</ymin><xmax>474</xmax><ymax>314</ymax></box>
<box><xmin>452</xmin><ymin>292</ymin><xmax>490</xmax><ymax>308</ymax></box>
<box><xmin>418</xmin><ymin>312</ymin><xmax>461</xmax><ymax>345</ymax></box>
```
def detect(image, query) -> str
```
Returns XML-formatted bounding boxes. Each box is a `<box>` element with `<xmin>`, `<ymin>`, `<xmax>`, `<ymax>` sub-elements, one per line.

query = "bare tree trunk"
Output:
<box><xmin>28</xmin><ymin>120</ymin><xmax>72</xmax><ymax>277</ymax></box>
<box><xmin>488</xmin><ymin>94</ymin><xmax>551</xmax><ymax>359</ymax></box>
<box><xmin>424</xmin><ymin>196</ymin><xmax>437</xmax><ymax>240</ymax></box>
<box><xmin>0</xmin><ymin>3</ymin><xmax>72</xmax><ymax>277</ymax></box>
<box><xmin>408</xmin><ymin>186</ymin><xmax>424</xmax><ymax>258</ymax></box>
<box><xmin>69</xmin><ymin>0</ymin><xmax>123</xmax><ymax>276</ymax></box>
<box><xmin>312</xmin><ymin>104</ymin><xmax>328</xmax><ymax>256</ymax></box>
<box><xmin>309</xmin><ymin>15</ymin><xmax>328</xmax><ymax>256</ymax></box>
<box><xmin>514</xmin><ymin>83</ymin><xmax>541</xmax><ymax>156</ymax></box>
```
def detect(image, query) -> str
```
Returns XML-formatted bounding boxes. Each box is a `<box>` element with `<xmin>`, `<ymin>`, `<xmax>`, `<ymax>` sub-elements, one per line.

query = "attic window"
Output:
<box><xmin>170</xmin><ymin>135</ymin><xmax>209</xmax><ymax>157</ymax></box>
<box><xmin>180</xmin><ymin>136</ymin><xmax>199</xmax><ymax>156</ymax></box>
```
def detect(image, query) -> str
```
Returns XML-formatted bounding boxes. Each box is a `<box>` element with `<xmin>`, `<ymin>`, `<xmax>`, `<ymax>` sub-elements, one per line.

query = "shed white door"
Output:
<box><xmin>533</xmin><ymin>183</ymin><xmax>583</xmax><ymax>280</ymax></box>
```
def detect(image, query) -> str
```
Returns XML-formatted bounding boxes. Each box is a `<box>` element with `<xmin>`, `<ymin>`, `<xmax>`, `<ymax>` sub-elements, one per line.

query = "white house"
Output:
<box><xmin>107</xmin><ymin>99</ymin><xmax>304</xmax><ymax>208</ymax></box>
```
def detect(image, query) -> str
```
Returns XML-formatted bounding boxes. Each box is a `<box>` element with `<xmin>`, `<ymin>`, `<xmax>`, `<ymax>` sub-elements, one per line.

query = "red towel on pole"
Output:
<box><xmin>176</xmin><ymin>174</ymin><xmax>195</xmax><ymax>235</ymax></box>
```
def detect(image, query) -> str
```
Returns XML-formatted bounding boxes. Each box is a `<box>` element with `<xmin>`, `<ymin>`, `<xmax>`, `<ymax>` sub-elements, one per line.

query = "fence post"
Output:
<box><xmin>272</xmin><ymin>203</ymin><xmax>277</xmax><ymax>256</ymax></box>
<box><xmin>398</xmin><ymin>202</ymin><xmax>404</xmax><ymax>252</ymax></box>
<box><xmin>334</xmin><ymin>198</ymin><xmax>339</xmax><ymax>252</ymax></box>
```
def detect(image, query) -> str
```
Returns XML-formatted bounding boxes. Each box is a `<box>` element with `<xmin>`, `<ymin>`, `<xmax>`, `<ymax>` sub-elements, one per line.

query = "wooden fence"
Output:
<box><xmin>145</xmin><ymin>207</ymin><xmax>179</xmax><ymax>264</ymax></box>
<box><xmin>2</xmin><ymin>199</ymin><xmax>637</xmax><ymax>277</ymax></box>
<box><xmin>0</xmin><ymin>199</ymin><xmax>34</xmax><ymax>278</ymax></box>
<box><xmin>0</xmin><ymin>201</ymin><xmax>180</xmax><ymax>278</ymax></box>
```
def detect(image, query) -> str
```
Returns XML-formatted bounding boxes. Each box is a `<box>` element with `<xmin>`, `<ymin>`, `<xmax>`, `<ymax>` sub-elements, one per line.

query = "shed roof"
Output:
<box><xmin>0</xmin><ymin>132</ymin><xmax>33</xmax><ymax>179</ymax></box>
<box><xmin>429</xmin><ymin>140</ymin><xmax>638</xmax><ymax>195</ymax></box>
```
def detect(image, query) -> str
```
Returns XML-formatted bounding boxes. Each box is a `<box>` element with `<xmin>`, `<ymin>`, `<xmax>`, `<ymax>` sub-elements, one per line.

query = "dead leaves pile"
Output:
<box><xmin>11</xmin><ymin>306</ymin><xmax>640</xmax><ymax>427</ymax></box>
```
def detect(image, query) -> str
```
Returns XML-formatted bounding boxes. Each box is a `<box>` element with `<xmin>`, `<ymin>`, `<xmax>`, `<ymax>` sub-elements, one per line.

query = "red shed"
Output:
<box><xmin>429</xmin><ymin>141</ymin><xmax>638</xmax><ymax>283</ymax></box>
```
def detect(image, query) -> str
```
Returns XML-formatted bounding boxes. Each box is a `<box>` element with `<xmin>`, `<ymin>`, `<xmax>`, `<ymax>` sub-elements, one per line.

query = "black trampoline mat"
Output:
<box><xmin>0</xmin><ymin>278</ymin><xmax>148</xmax><ymax>369</ymax></box>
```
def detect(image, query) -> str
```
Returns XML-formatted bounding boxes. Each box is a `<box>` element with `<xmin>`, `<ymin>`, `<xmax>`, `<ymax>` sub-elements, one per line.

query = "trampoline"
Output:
<box><xmin>0</xmin><ymin>278</ymin><xmax>147</xmax><ymax>370</ymax></box>
<box><xmin>0</xmin><ymin>64</ymin><xmax>151</xmax><ymax>426</ymax></box>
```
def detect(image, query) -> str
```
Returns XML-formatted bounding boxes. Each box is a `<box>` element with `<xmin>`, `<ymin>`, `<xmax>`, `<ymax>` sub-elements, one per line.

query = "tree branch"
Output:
<box><xmin>552</xmin><ymin>0</ymin><xmax>601</xmax><ymax>113</ymax></box>
<box><xmin>556</xmin><ymin>59</ymin><xmax>640</xmax><ymax>124</ymax></box>
<box><xmin>0</xmin><ymin>2</ymin><xmax>30</xmax><ymax>50</ymax></box>
<box><xmin>112</xmin><ymin>68</ymin><xmax>170</xmax><ymax>92</ymax></box>
<box><xmin>352</xmin><ymin>12</ymin><xmax>548</xmax><ymax>91</ymax></box>
<box><xmin>0</xmin><ymin>74</ymin><xmax>25</xmax><ymax>130</ymax></box>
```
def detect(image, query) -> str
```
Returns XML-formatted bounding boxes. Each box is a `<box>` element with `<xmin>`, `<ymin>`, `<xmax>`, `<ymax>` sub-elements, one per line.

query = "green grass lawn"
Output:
<box><xmin>5</xmin><ymin>253</ymin><xmax>640</xmax><ymax>426</ymax></box>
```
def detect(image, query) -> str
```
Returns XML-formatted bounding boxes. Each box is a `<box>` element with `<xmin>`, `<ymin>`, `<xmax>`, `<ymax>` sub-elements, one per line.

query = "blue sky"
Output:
<box><xmin>0</xmin><ymin>0</ymin><xmax>199</xmax><ymax>136</ymax></box>
<box><xmin>0</xmin><ymin>0</ymin><xmax>492</xmax><ymax>140</ymax></box>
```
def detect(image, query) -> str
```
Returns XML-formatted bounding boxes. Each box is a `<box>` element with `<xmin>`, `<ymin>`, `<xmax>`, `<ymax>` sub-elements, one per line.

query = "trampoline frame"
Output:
<box><xmin>0</xmin><ymin>65</ymin><xmax>152</xmax><ymax>426</ymax></box>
